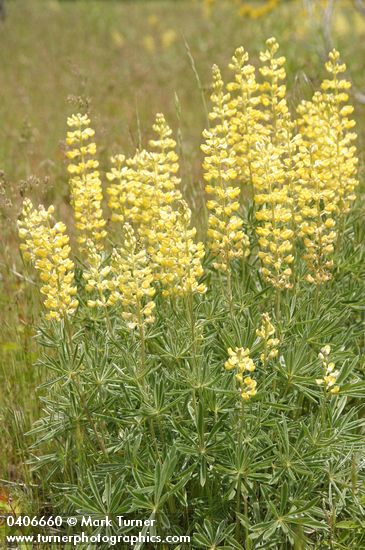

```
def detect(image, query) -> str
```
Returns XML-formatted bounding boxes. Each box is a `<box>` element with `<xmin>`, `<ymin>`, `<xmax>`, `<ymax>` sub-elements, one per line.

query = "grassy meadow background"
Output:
<box><xmin>1</xmin><ymin>0</ymin><xmax>365</xmax><ymax>513</ymax></box>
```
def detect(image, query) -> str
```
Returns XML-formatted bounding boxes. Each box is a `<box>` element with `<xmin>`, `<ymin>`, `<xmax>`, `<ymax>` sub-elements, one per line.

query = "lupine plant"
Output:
<box><xmin>18</xmin><ymin>38</ymin><xmax>365</xmax><ymax>549</ymax></box>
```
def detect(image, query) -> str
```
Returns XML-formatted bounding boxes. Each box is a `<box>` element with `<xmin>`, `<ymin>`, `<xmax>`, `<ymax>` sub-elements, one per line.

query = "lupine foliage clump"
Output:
<box><xmin>18</xmin><ymin>39</ymin><xmax>365</xmax><ymax>549</ymax></box>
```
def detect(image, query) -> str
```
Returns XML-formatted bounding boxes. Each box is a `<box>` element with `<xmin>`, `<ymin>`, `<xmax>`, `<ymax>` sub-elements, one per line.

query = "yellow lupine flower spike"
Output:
<box><xmin>202</xmin><ymin>64</ymin><xmax>250</xmax><ymax>273</ymax></box>
<box><xmin>149</xmin><ymin>113</ymin><xmax>181</xmax><ymax>194</ymax></box>
<box><xmin>259</xmin><ymin>37</ymin><xmax>289</xmax><ymax>146</ymax></box>
<box><xmin>82</xmin><ymin>240</ymin><xmax>114</xmax><ymax>309</ymax></box>
<box><xmin>139</xmin><ymin>113</ymin><xmax>182</xmax><ymax>237</ymax></box>
<box><xmin>296</xmin><ymin>51</ymin><xmax>359</xmax><ymax>283</ymax></box>
<box><xmin>225</xmin><ymin>347</ymin><xmax>255</xmax><ymax>373</ymax></box>
<box><xmin>316</xmin><ymin>345</ymin><xmax>340</xmax><ymax>395</ymax></box>
<box><xmin>259</xmin><ymin>38</ymin><xmax>301</xmax><ymax>255</ymax></box>
<box><xmin>256</xmin><ymin>312</ymin><xmax>279</xmax><ymax>365</ymax></box>
<box><xmin>109</xmin><ymin>223</ymin><xmax>155</xmax><ymax>329</ymax></box>
<box><xmin>107</xmin><ymin>150</ymin><xmax>152</xmax><ymax>230</ymax></box>
<box><xmin>224</xmin><ymin>347</ymin><xmax>257</xmax><ymax>401</ymax></box>
<box><xmin>106</xmin><ymin>153</ymin><xmax>129</xmax><ymax>224</ymax></box>
<box><xmin>252</xmin><ymin>139</ymin><xmax>294</xmax><ymax>290</ymax></box>
<box><xmin>18</xmin><ymin>199</ymin><xmax>78</xmax><ymax>321</ymax></box>
<box><xmin>295</xmin><ymin>140</ymin><xmax>337</xmax><ymax>285</ymax></box>
<box><xmin>149</xmin><ymin>113</ymin><xmax>182</xmax><ymax>201</ymax></box>
<box><xmin>18</xmin><ymin>199</ymin><xmax>55</xmax><ymax>262</ymax></box>
<box><xmin>145</xmin><ymin>200</ymin><xmax>206</xmax><ymax>297</ymax></box>
<box><xmin>226</xmin><ymin>46</ymin><xmax>265</xmax><ymax>195</ymax></box>
<box><xmin>241</xmin><ymin>377</ymin><xmax>257</xmax><ymax>401</ymax></box>
<box><xmin>66</xmin><ymin>113</ymin><xmax>107</xmax><ymax>252</ymax></box>
<box><xmin>320</xmin><ymin>50</ymin><xmax>359</xmax><ymax>215</ymax></box>
<box><xmin>107</xmin><ymin>114</ymin><xmax>181</xmax><ymax>236</ymax></box>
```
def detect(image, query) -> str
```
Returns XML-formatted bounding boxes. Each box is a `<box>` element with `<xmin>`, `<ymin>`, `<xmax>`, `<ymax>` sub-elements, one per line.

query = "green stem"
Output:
<box><xmin>64</xmin><ymin>318</ymin><xmax>107</xmax><ymax>457</ymax></box>
<box><xmin>148</xmin><ymin>416</ymin><xmax>161</xmax><ymax>463</ymax></box>
<box><xmin>314</xmin><ymin>284</ymin><xmax>321</xmax><ymax>314</ymax></box>
<box><xmin>74</xmin><ymin>380</ymin><xmax>108</xmax><ymax>458</ymax></box>
<box><xmin>137</xmin><ymin>314</ymin><xmax>161</xmax><ymax>462</ymax></box>
<box><xmin>321</xmin><ymin>386</ymin><xmax>327</xmax><ymax>428</ymax></box>
<box><xmin>236</xmin><ymin>400</ymin><xmax>249</xmax><ymax>542</ymax></box>
<box><xmin>227</xmin><ymin>267</ymin><xmax>234</xmax><ymax>317</ymax></box>
<box><xmin>275</xmin><ymin>289</ymin><xmax>281</xmax><ymax>327</ymax></box>
<box><xmin>187</xmin><ymin>292</ymin><xmax>197</xmax><ymax>371</ymax></box>
<box><xmin>102</xmin><ymin>300</ymin><xmax>113</xmax><ymax>335</ymax></box>
<box><xmin>186</xmin><ymin>293</ymin><xmax>200</xmax><ymax>465</ymax></box>
<box><xmin>139</xmin><ymin>320</ymin><xmax>146</xmax><ymax>377</ymax></box>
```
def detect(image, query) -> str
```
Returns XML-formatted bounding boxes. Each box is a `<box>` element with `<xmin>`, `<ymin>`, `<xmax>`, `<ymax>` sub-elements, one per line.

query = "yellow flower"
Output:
<box><xmin>147</xmin><ymin>113</ymin><xmax>182</xmax><ymax>209</ymax></box>
<box><xmin>111</xmin><ymin>30</ymin><xmax>125</xmax><ymax>48</ymax></box>
<box><xmin>145</xmin><ymin>201</ymin><xmax>206</xmax><ymax>297</ymax></box>
<box><xmin>226</xmin><ymin>46</ymin><xmax>265</xmax><ymax>195</ymax></box>
<box><xmin>295</xmin><ymin>139</ymin><xmax>337</xmax><ymax>285</ymax></box>
<box><xmin>107</xmin><ymin>113</ymin><xmax>181</xmax><ymax>235</ymax></box>
<box><xmin>259</xmin><ymin>37</ymin><xmax>289</xmax><ymax>147</ymax></box>
<box><xmin>256</xmin><ymin>312</ymin><xmax>279</xmax><ymax>364</ymax></box>
<box><xmin>296</xmin><ymin>50</ymin><xmax>359</xmax><ymax>283</ymax></box>
<box><xmin>257</xmin><ymin>38</ymin><xmax>301</xmax><ymax>247</ymax></box>
<box><xmin>107</xmin><ymin>114</ymin><xmax>204</xmax><ymax>298</ymax></box>
<box><xmin>161</xmin><ymin>29</ymin><xmax>177</xmax><ymax>50</ymax></box>
<box><xmin>202</xmin><ymin>64</ymin><xmax>250</xmax><ymax>272</ymax></box>
<box><xmin>106</xmin><ymin>153</ymin><xmax>129</xmax><ymax>224</ymax></box>
<box><xmin>241</xmin><ymin>377</ymin><xmax>257</xmax><ymax>400</ymax></box>
<box><xmin>143</xmin><ymin>35</ymin><xmax>156</xmax><ymax>54</ymax></box>
<box><xmin>109</xmin><ymin>223</ymin><xmax>155</xmax><ymax>329</ymax></box>
<box><xmin>82</xmin><ymin>240</ymin><xmax>114</xmax><ymax>309</ymax></box>
<box><xmin>256</xmin><ymin>312</ymin><xmax>275</xmax><ymax>340</ymax></box>
<box><xmin>106</xmin><ymin>150</ymin><xmax>156</xmax><ymax>230</ymax></box>
<box><xmin>239</xmin><ymin>0</ymin><xmax>279</xmax><ymax>19</ymax></box>
<box><xmin>225</xmin><ymin>347</ymin><xmax>257</xmax><ymax>400</ymax></box>
<box><xmin>319</xmin><ymin>345</ymin><xmax>331</xmax><ymax>360</ymax></box>
<box><xmin>252</xmin><ymin>139</ymin><xmax>294</xmax><ymax>290</ymax></box>
<box><xmin>18</xmin><ymin>199</ymin><xmax>78</xmax><ymax>321</ymax></box>
<box><xmin>316</xmin><ymin>345</ymin><xmax>340</xmax><ymax>395</ymax></box>
<box><xmin>320</xmin><ymin>50</ymin><xmax>359</xmax><ymax>215</ymax></box>
<box><xmin>203</xmin><ymin>0</ymin><xmax>215</xmax><ymax>12</ymax></box>
<box><xmin>147</xmin><ymin>14</ymin><xmax>158</xmax><ymax>27</ymax></box>
<box><xmin>225</xmin><ymin>347</ymin><xmax>254</xmax><ymax>372</ymax></box>
<box><xmin>66</xmin><ymin>113</ymin><xmax>107</xmax><ymax>253</ymax></box>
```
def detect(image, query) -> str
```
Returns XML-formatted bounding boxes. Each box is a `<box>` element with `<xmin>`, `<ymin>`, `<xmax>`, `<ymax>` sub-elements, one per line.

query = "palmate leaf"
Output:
<box><xmin>193</xmin><ymin>519</ymin><xmax>234</xmax><ymax>548</ymax></box>
<box><xmin>339</xmin><ymin>381</ymin><xmax>365</xmax><ymax>398</ymax></box>
<box><xmin>68</xmin><ymin>474</ymin><xmax>106</xmax><ymax>514</ymax></box>
<box><xmin>336</xmin><ymin>520</ymin><xmax>365</xmax><ymax>529</ymax></box>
